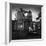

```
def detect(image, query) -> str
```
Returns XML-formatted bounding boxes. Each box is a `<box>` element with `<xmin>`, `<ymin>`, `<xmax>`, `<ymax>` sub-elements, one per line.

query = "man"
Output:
<box><xmin>24</xmin><ymin>10</ymin><xmax>33</xmax><ymax>32</ymax></box>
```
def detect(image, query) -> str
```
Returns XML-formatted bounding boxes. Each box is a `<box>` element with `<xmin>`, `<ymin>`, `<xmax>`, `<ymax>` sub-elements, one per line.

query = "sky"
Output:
<box><xmin>11</xmin><ymin>6</ymin><xmax>41</xmax><ymax>21</ymax></box>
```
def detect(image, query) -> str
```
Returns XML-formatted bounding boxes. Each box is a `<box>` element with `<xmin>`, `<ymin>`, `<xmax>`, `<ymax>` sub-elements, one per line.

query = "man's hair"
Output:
<box><xmin>28</xmin><ymin>10</ymin><xmax>32</xmax><ymax>13</ymax></box>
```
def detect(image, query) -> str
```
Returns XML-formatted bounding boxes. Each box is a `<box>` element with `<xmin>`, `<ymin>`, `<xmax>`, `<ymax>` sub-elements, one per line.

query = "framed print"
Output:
<box><xmin>10</xmin><ymin>3</ymin><xmax>42</xmax><ymax>40</ymax></box>
<box><xmin>5</xmin><ymin>2</ymin><xmax>43</xmax><ymax>43</ymax></box>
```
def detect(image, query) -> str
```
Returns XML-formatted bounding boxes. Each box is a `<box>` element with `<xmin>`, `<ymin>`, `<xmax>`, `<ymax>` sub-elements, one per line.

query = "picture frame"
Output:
<box><xmin>5</xmin><ymin>1</ymin><xmax>43</xmax><ymax>44</ymax></box>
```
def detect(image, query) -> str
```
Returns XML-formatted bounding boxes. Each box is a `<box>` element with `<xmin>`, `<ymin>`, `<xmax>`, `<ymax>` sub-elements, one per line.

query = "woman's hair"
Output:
<box><xmin>20</xmin><ymin>8</ymin><xmax>23</xmax><ymax>12</ymax></box>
